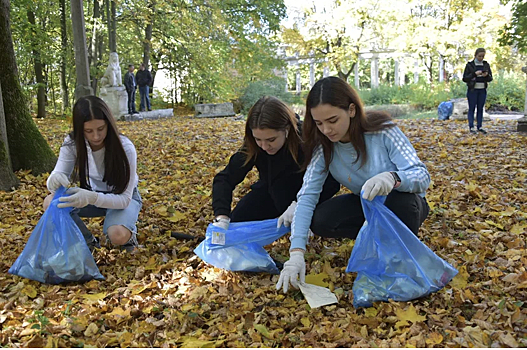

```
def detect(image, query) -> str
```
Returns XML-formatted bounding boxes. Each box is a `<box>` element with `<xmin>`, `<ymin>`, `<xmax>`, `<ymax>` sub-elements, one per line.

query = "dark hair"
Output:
<box><xmin>242</xmin><ymin>96</ymin><xmax>301</xmax><ymax>166</ymax></box>
<box><xmin>303</xmin><ymin>76</ymin><xmax>393</xmax><ymax>171</ymax></box>
<box><xmin>475</xmin><ymin>48</ymin><xmax>486</xmax><ymax>56</ymax></box>
<box><xmin>128</xmin><ymin>64</ymin><xmax>134</xmax><ymax>68</ymax></box>
<box><xmin>69</xmin><ymin>96</ymin><xmax>130</xmax><ymax>194</ymax></box>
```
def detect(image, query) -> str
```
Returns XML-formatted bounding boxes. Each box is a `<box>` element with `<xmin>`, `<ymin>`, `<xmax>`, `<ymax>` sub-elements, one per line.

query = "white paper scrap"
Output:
<box><xmin>298</xmin><ymin>283</ymin><xmax>338</xmax><ymax>309</ymax></box>
<box><xmin>211</xmin><ymin>230</ymin><xmax>226</xmax><ymax>245</ymax></box>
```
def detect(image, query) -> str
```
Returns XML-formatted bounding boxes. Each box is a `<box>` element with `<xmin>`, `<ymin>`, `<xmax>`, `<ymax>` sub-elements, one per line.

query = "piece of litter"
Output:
<box><xmin>298</xmin><ymin>282</ymin><xmax>338</xmax><ymax>308</ymax></box>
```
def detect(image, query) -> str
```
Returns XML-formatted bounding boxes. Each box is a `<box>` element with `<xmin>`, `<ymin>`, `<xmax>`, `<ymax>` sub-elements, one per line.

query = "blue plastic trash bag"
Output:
<box><xmin>194</xmin><ymin>218</ymin><xmax>290</xmax><ymax>274</ymax></box>
<box><xmin>346</xmin><ymin>194</ymin><xmax>457</xmax><ymax>308</ymax></box>
<box><xmin>9</xmin><ymin>187</ymin><xmax>104</xmax><ymax>284</ymax></box>
<box><xmin>437</xmin><ymin>101</ymin><xmax>454</xmax><ymax>120</ymax></box>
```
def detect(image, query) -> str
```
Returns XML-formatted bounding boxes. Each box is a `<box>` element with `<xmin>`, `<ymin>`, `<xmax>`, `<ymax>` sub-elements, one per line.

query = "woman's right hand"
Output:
<box><xmin>475</xmin><ymin>70</ymin><xmax>483</xmax><ymax>76</ymax></box>
<box><xmin>47</xmin><ymin>172</ymin><xmax>70</xmax><ymax>192</ymax></box>
<box><xmin>276</xmin><ymin>250</ymin><xmax>306</xmax><ymax>293</ymax></box>
<box><xmin>212</xmin><ymin>215</ymin><xmax>230</xmax><ymax>230</ymax></box>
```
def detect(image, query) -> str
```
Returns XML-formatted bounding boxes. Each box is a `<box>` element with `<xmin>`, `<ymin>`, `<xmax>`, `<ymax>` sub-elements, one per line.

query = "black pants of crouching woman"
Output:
<box><xmin>310</xmin><ymin>191</ymin><xmax>430</xmax><ymax>239</ymax></box>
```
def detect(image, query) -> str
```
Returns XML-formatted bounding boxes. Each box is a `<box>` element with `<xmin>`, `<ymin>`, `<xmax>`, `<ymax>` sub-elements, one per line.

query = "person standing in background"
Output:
<box><xmin>124</xmin><ymin>64</ymin><xmax>138</xmax><ymax>115</ymax></box>
<box><xmin>136</xmin><ymin>63</ymin><xmax>153</xmax><ymax>112</ymax></box>
<box><xmin>462</xmin><ymin>48</ymin><xmax>493</xmax><ymax>134</ymax></box>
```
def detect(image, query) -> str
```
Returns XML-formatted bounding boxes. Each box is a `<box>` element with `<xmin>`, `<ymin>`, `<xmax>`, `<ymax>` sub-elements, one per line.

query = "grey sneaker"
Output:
<box><xmin>469</xmin><ymin>127</ymin><xmax>477</xmax><ymax>134</ymax></box>
<box><xmin>477</xmin><ymin>128</ymin><xmax>487</xmax><ymax>134</ymax></box>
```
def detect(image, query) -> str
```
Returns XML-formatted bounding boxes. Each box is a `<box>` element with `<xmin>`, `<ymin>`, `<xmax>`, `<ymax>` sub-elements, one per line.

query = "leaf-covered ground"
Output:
<box><xmin>1</xmin><ymin>117</ymin><xmax>526</xmax><ymax>347</ymax></box>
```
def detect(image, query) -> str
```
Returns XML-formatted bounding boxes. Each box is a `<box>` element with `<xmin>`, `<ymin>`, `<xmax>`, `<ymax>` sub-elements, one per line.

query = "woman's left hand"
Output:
<box><xmin>58</xmin><ymin>187</ymin><xmax>98</xmax><ymax>208</ymax></box>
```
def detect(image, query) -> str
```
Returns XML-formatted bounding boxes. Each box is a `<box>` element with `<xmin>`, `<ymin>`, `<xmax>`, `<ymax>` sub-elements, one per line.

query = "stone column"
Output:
<box><xmin>70</xmin><ymin>0</ymin><xmax>94</xmax><ymax>99</ymax></box>
<box><xmin>309</xmin><ymin>61</ymin><xmax>315</xmax><ymax>88</ymax></box>
<box><xmin>517</xmin><ymin>67</ymin><xmax>527</xmax><ymax>132</ymax></box>
<box><xmin>295</xmin><ymin>64</ymin><xmax>301</xmax><ymax>95</ymax></box>
<box><xmin>439</xmin><ymin>56</ymin><xmax>444</xmax><ymax>83</ymax></box>
<box><xmin>283</xmin><ymin>69</ymin><xmax>288</xmax><ymax>92</ymax></box>
<box><xmin>371</xmin><ymin>55</ymin><xmax>379</xmax><ymax>88</ymax></box>
<box><xmin>394</xmin><ymin>59</ymin><xmax>400</xmax><ymax>87</ymax></box>
<box><xmin>323</xmin><ymin>57</ymin><xmax>329</xmax><ymax>77</ymax></box>
<box><xmin>354</xmin><ymin>60</ymin><xmax>360</xmax><ymax>88</ymax></box>
<box><xmin>414</xmin><ymin>59</ymin><xmax>419</xmax><ymax>84</ymax></box>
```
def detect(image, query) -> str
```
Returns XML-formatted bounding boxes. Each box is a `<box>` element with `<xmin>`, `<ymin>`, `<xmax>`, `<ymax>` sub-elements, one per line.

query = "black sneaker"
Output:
<box><xmin>478</xmin><ymin>128</ymin><xmax>487</xmax><ymax>134</ymax></box>
<box><xmin>469</xmin><ymin>128</ymin><xmax>477</xmax><ymax>134</ymax></box>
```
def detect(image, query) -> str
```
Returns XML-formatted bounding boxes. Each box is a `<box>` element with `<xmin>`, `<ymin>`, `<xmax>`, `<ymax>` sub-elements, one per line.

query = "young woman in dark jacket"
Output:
<box><xmin>462</xmin><ymin>48</ymin><xmax>493</xmax><ymax>134</ymax></box>
<box><xmin>212</xmin><ymin>96</ymin><xmax>340</xmax><ymax>230</ymax></box>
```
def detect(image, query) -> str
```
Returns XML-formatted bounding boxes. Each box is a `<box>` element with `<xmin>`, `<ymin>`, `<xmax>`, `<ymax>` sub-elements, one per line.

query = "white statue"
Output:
<box><xmin>100</xmin><ymin>52</ymin><xmax>122</xmax><ymax>87</ymax></box>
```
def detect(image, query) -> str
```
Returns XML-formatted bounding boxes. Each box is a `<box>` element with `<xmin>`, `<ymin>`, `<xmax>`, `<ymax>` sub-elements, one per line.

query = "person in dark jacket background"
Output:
<box><xmin>462</xmin><ymin>48</ymin><xmax>493</xmax><ymax>134</ymax></box>
<box><xmin>211</xmin><ymin>96</ymin><xmax>340</xmax><ymax>230</ymax></box>
<box><xmin>136</xmin><ymin>63</ymin><xmax>153</xmax><ymax>112</ymax></box>
<box><xmin>123</xmin><ymin>64</ymin><xmax>138</xmax><ymax>115</ymax></box>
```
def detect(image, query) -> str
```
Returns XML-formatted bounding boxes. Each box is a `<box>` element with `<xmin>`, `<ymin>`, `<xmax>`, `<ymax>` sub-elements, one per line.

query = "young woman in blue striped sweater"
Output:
<box><xmin>277</xmin><ymin>77</ymin><xmax>431</xmax><ymax>293</ymax></box>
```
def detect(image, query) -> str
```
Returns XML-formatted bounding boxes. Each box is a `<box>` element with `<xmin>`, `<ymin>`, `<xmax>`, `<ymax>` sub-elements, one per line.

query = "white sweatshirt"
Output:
<box><xmin>47</xmin><ymin>134</ymin><xmax>139</xmax><ymax>209</ymax></box>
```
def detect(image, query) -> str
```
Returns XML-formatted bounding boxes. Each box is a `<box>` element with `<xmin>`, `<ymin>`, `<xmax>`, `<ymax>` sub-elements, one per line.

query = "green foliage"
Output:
<box><xmin>499</xmin><ymin>1</ymin><xmax>527</xmax><ymax>54</ymax></box>
<box><xmin>238</xmin><ymin>77</ymin><xmax>302</xmax><ymax>113</ymax></box>
<box><xmin>358</xmin><ymin>74</ymin><xmax>525</xmax><ymax>111</ymax></box>
<box><xmin>486</xmin><ymin>71</ymin><xmax>526</xmax><ymax>111</ymax></box>
<box><xmin>28</xmin><ymin>310</ymin><xmax>50</xmax><ymax>335</ymax></box>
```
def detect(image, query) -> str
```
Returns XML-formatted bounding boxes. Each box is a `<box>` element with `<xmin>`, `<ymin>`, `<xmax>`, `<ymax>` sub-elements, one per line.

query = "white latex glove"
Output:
<box><xmin>47</xmin><ymin>172</ymin><xmax>70</xmax><ymax>193</ymax></box>
<box><xmin>57</xmin><ymin>187</ymin><xmax>98</xmax><ymax>208</ymax></box>
<box><xmin>276</xmin><ymin>250</ymin><xmax>306</xmax><ymax>293</ymax></box>
<box><xmin>277</xmin><ymin>201</ymin><xmax>297</xmax><ymax>228</ymax></box>
<box><xmin>361</xmin><ymin>172</ymin><xmax>395</xmax><ymax>201</ymax></box>
<box><xmin>212</xmin><ymin>217</ymin><xmax>230</xmax><ymax>230</ymax></box>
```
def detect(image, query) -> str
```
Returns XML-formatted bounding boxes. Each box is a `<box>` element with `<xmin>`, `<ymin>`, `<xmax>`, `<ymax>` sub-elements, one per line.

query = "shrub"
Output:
<box><xmin>238</xmin><ymin>77</ymin><xmax>303</xmax><ymax>113</ymax></box>
<box><xmin>357</xmin><ymin>73</ymin><xmax>525</xmax><ymax>111</ymax></box>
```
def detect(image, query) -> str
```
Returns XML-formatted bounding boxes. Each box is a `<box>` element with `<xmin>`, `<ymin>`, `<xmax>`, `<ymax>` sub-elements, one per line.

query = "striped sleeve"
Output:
<box><xmin>290</xmin><ymin>146</ymin><xmax>329</xmax><ymax>251</ymax></box>
<box><xmin>383</xmin><ymin>126</ymin><xmax>430</xmax><ymax>194</ymax></box>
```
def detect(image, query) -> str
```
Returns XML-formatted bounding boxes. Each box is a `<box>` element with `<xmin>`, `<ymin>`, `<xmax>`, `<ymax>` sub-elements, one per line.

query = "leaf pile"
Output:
<box><xmin>1</xmin><ymin>117</ymin><xmax>526</xmax><ymax>347</ymax></box>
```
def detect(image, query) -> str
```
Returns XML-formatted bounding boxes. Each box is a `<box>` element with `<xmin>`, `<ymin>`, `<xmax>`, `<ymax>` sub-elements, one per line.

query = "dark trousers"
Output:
<box><xmin>311</xmin><ymin>191</ymin><xmax>429</xmax><ymax>239</ymax></box>
<box><xmin>127</xmin><ymin>89</ymin><xmax>137</xmax><ymax>114</ymax></box>
<box><xmin>467</xmin><ymin>88</ymin><xmax>487</xmax><ymax>129</ymax></box>
<box><xmin>139</xmin><ymin>86</ymin><xmax>151</xmax><ymax>111</ymax></box>
<box><xmin>230</xmin><ymin>187</ymin><xmax>280</xmax><ymax>223</ymax></box>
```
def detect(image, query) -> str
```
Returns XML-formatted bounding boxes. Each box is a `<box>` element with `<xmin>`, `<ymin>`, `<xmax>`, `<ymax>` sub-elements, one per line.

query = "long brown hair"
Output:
<box><xmin>69</xmin><ymin>96</ymin><xmax>130</xmax><ymax>194</ymax></box>
<box><xmin>242</xmin><ymin>96</ymin><xmax>301</xmax><ymax>166</ymax></box>
<box><xmin>303</xmin><ymin>76</ymin><xmax>393</xmax><ymax>171</ymax></box>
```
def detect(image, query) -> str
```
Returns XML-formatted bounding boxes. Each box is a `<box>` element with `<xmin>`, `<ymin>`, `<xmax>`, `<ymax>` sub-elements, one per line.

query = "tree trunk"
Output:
<box><xmin>59</xmin><ymin>0</ymin><xmax>69</xmax><ymax>111</ymax></box>
<box><xmin>0</xmin><ymin>0</ymin><xmax>56</xmax><ymax>174</ymax></box>
<box><xmin>107</xmin><ymin>0</ymin><xmax>116</xmax><ymax>52</ymax></box>
<box><xmin>70</xmin><ymin>0</ymin><xmax>93</xmax><ymax>99</ymax></box>
<box><xmin>27</xmin><ymin>10</ymin><xmax>46</xmax><ymax>119</ymax></box>
<box><xmin>0</xmin><ymin>80</ymin><xmax>19</xmax><ymax>190</ymax></box>
<box><xmin>90</xmin><ymin>0</ymin><xmax>101</xmax><ymax>93</ymax></box>
<box><xmin>143</xmin><ymin>23</ymin><xmax>152</xmax><ymax>68</ymax></box>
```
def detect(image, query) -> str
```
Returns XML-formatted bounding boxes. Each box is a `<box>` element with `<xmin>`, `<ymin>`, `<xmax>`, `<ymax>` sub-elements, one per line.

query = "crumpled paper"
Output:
<box><xmin>298</xmin><ymin>282</ymin><xmax>338</xmax><ymax>308</ymax></box>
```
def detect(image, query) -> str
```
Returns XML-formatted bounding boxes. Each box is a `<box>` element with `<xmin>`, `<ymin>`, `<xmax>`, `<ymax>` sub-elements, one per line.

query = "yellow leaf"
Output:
<box><xmin>167</xmin><ymin>211</ymin><xmax>186</xmax><ymax>223</ymax></box>
<box><xmin>485</xmin><ymin>220</ymin><xmax>504</xmax><ymax>230</ymax></box>
<box><xmin>450</xmin><ymin>265</ymin><xmax>469</xmax><ymax>289</ymax></box>
<box><xmin>395</xmin><ymin>304</ymin><xmax>426</xmax><ymax>325</ymax></box>
<box><xmin>180</xmin><ymin>337</ymin><xmax>215</xmax><ymax>348</ymax></box>
<box><xmin>425</xmin><ymin>332</ymin><xmax>443</xmax><ymax>345</ymax></box>
<box><xmin>300</xmin><ymin>317</ymin><xmax>311</xmax><ymax>328</ymax></box>
<box><xmin>155</xmin><ymin>206</ymin><xmax>168</xmax><ymax>217</ymax></box>
<box><xmin>510</xmin><ymin>223</ymin><xmax>527</xmax><ymax>235</ymax></box>
<box><xmin>21</xmin><ymin>284</ymin><xmax>37</xmax><ymax>299</ymax></box>
<box><xmin>84</xmin><ymin>322</ymin><xmax>98</xmax><ymax>337</ymax></box>
<box><xmin>45</xmin><ymin>337</ymin><xmax>58</xmax><ymax>348</ymax></box>
<box><xmin>82</xmin><ymin>292</ymin><xmax>107</xmax><ymax>301</ymax></box>
<box><xmin>254</xmin><ymin>324</ymin><xmax>273</xmax><ymax>339</ymax></box>
<box><xmin>305</xmin><ymin>272</ymin><xmax>330</xmax><ymax>287</ymax></box>
<box><xmin>364</xmin><ymin>307</ymin><xmax>378</xmax><ymax>317</ymax></box>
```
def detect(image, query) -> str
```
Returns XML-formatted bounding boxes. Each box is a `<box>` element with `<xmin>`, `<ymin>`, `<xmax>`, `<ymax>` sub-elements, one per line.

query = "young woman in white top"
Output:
<box><xmin>43</xmin><ymin>96</ymin><xmax>142</xmax><ymax>252</ymax></box>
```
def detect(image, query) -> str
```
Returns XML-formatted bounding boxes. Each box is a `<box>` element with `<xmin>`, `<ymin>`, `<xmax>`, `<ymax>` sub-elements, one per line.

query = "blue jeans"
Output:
<box><xmin>467</xmin><ymin>88</ymin><xmax>487</xmax><ymax>129</ymax></box>
<box><xmin>139</xmin><ymin>85</ymin><xmax>151</xmax><ymax>111</ymax></box>
<box><xmin>70</xmin><ymin>188</ymin><xmax>142</xmax><ymax>246</ymax></box>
